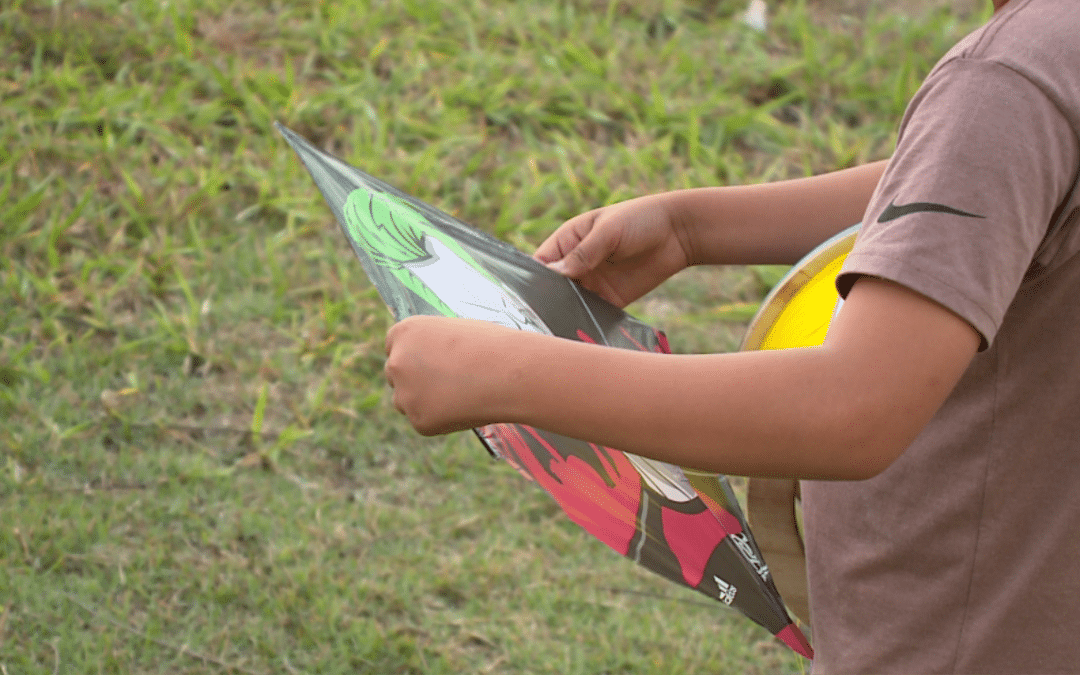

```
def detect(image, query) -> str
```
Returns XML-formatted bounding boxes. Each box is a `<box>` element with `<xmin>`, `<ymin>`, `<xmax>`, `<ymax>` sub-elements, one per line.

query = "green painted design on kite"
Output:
<box><xmin>342</xmin><ymin>189</ymin><xmax>549</xmax><ymax>334</ymax></box>
<box><xmin>343</xmin><ymin>190</ymin><xmax>464</xmax><ymax>317</ymax></box>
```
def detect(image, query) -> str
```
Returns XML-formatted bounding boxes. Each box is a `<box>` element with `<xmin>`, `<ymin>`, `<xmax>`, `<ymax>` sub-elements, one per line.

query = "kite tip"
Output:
<box><xmin>273</xmin><ymin>122</ymin><xmax>308</xmax><ymax>155</ymax></box>
<box><xmin>777</xmin><ymin>623</ymin><xmax>814</xmax><ymax>660</ymax></box>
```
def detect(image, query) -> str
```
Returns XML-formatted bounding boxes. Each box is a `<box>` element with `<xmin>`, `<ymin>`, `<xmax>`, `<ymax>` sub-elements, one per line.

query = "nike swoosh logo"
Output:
<box><xmin>877</xmin><ymin>199</ymin><xmax>986</xmax><ymax>223</ymax></box>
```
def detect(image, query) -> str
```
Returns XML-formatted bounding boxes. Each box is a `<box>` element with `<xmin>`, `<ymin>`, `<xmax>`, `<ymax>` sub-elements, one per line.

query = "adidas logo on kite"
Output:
<box><xmin>714</xmin><ymin>576</ymin><xmax>738</xmax><ymax>605</ymax></box>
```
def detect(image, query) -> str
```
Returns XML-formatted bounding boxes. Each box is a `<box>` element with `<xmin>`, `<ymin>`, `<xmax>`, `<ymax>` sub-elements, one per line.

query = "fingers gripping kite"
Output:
<box><xmin>277</xmin><ymin>123</ymin><xmax>822</xmax><ymax>660</ymax></box>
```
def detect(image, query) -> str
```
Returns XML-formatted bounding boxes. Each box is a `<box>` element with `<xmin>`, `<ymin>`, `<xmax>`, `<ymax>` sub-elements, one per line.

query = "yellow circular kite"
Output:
<box><xmin>742</xmin><ymin>224</ymin><xmax>860</xmax><ymax>629</ymax></box>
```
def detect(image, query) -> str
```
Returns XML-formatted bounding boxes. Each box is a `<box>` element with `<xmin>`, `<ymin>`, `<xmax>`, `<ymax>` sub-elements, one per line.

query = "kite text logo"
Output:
<box><xmin>714</xmin><ymin>576</ymin><xmax>738</xmax><ymax>605</ymax></box>
<box><xmin>731</xmin><ymin>532</ymin><xmax>770</xmax><ymax>582</ymax></box>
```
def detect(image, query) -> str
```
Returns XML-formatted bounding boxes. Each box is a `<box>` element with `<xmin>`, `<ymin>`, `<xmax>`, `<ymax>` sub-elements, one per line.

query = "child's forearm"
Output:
<box><xmin>386</xmin><ymin>279</ymin><xmax>978</xmax><ymax>478</ymax></box>
<box><xmin>497</xmin><ymin>333</ymin><xmax>877</xmax><ymax>480</ymax></box>
<box><xmin>490</xmin><ymin>271</ymin><xmax>976</xmax><ymax>482</ymax></box>
<box><xmin>665</xmin><ymin>160</ymin><xmax>888</xmax><ymax>265</ymax></box>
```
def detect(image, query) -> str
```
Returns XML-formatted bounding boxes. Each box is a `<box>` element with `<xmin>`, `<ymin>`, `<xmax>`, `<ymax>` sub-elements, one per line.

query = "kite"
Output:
<box><xmin>276</xmin><ymin>122</ymin><xmax>813</xmax><ymax>659</ymax></box>
<box><xmin>742</xmin><ymin>224</ymin><xmax>859</xmax><ymax>628</ymax></box>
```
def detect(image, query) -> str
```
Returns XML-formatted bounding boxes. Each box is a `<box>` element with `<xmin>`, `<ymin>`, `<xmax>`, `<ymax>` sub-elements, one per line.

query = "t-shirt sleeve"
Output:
<box><xmin>837</xmin><ymin>57</ymin><xmax>1080</xmax><ymax>350</ymax></box>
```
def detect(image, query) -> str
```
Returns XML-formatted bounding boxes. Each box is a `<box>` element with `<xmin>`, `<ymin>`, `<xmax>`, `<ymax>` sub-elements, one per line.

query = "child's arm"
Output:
<box><xmin>384</xmin><ymin>274</ymin><xmax>979</xmax><ymax>480</ymax></box>
<box><xmin>534</xmin><ymin>160</ymin><xmax>888</xmax><ymax>307</ymax></box>
<box><xmin>668</xmin><ymin>159</ymin><xmax>888</xmax><ymax>264</ymax></box>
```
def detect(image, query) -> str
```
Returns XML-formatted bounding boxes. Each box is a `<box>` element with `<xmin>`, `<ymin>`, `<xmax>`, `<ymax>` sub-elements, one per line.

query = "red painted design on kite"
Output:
<box><xmin>655</xmin><ymin>330</ymin><xmax>671</xmax><ymax>354</ymax></box>
<box><xmin>661</xmin><ymin>507</ymin><xmax>728</xmax><ymax>587</ymax></box>
<box><xmin>481</xmin><ymin>424</ymin><xmax>641</xmax><ymax>556</ymax></box>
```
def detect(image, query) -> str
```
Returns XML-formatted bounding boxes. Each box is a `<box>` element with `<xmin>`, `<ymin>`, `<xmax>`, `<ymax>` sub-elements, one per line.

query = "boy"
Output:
<box><xmin>383</xmin><ymin>0</ymin><xmax>1080</xmax><ymax>671</ymax></box>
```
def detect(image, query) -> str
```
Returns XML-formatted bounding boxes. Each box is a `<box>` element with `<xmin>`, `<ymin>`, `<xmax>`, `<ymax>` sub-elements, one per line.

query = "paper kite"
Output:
<box><xmin>276</xmin><ymin>123</ymin><xmax>813</xmax><ymax>659</ymax></box>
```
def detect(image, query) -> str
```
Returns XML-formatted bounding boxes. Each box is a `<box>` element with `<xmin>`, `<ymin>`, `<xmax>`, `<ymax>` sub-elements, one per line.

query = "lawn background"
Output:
<box><xmin>2</xmin><ymin>0</ymin><xmax>987</xmax><ymax>672</ymax></box>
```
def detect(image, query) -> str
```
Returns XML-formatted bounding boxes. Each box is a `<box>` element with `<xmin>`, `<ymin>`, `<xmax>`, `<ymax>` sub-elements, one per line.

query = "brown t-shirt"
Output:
<box><xmin>802</xmin><ymin>0</ymin><xmax>1080</xmax><ymax>672</ymax></box>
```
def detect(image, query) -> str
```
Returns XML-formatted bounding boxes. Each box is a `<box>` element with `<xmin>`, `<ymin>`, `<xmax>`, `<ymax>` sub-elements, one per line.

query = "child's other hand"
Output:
<box><xmin>534</xmin><ymin>194</ymin><xmax>692</xmax><ymax>307</ymax></box>
<box><xmin>384</xmin><ymin>316</ymin><xmax>517</xmax><ymax>435</ymax></box>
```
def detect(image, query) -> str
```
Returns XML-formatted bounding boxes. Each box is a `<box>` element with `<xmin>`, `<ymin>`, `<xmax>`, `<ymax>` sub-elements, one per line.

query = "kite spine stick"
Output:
<box><xmin>632</xmin><ymin>489</ymin><xmax>650</xmax><ymax>563</ymax></box>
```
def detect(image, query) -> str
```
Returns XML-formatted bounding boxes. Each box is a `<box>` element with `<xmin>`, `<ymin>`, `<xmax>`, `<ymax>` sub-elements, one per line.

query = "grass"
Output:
<box><xmin>1</xmin><ymin>0</ymin><xmax>989</xmax><ymax>672</ymax></box>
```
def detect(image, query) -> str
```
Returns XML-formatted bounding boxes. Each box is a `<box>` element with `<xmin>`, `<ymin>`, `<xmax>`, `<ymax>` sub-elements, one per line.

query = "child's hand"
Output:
<box><xmin>384</xmin><ymin>316</ymin><xmax>517</xmax><ymax>435</ymax></box>
<box><xmin>534</xmin><ymin>194</ymin><xmax>692</xmax><ymax>307</ymax></box>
